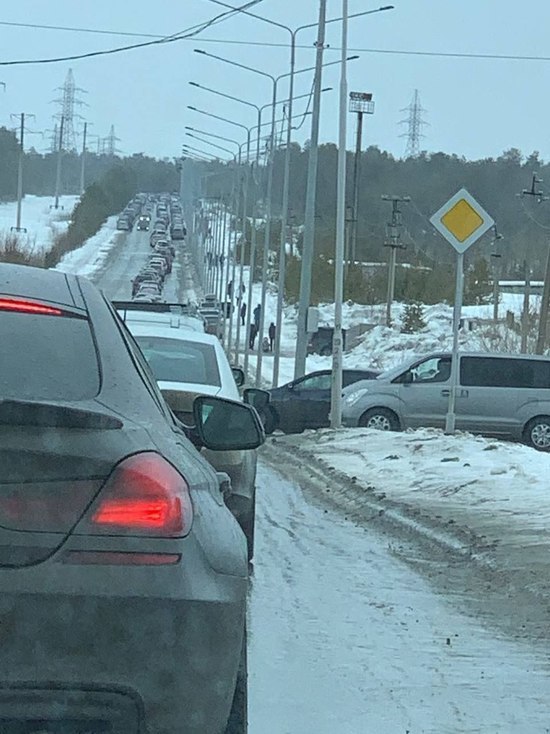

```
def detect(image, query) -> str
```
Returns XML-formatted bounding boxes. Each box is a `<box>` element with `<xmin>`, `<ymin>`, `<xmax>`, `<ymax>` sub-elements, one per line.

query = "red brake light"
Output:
<box><xmin>0</xmin><ymin>297</ymin><xmax>63</xmax><ymax>316</ymax></box>
<box><xmin>89</xmin><ymin>453</ymin><xmax>193</xmax><ymax>537</ymax></box>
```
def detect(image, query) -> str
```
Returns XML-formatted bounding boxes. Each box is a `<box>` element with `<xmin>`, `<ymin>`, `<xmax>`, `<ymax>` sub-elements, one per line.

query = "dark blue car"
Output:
<box><xmin>266</xmin><ymin>368</ymin><xmax>380</xmax><ymax>434</ymax></box>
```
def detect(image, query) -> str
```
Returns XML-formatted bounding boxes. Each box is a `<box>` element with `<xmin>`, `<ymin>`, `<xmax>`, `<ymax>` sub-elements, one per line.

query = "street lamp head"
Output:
<box><xmin>379</xmin><ymin>5</ymin><xmax>395</xmax><ymax>10</ymax></box>
<box><xmin>187</xmin><ymin>106</ymin><xmax>197</xmax><ymax>111</ymax></box>
<box><xmin>194</xmin><ymin>49</ymin><xmax>206</xmax><ymax>55</ymax></box>
<box><xmin>347</xmin><ymin>55</ymin><xmax>360</xmax><ymax>61</ymax></box>
<box><xmin>189</xmin><ymin>82</ymin><xmax>200</xmax><ymax>88</ymax></box>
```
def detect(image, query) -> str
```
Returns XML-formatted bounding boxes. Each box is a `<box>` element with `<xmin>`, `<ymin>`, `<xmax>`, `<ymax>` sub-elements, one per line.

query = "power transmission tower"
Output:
<box><xmin>399</xmin><ymin>89</ymin><xmax>428</xmax><ymax>158</ymax></box>
<box><xmin>53</xmin><ymin>68</ymin><xmax>87</xmax><ymax>152</ymax></box>
<box><xmin>49</xmin><ymin>124</ymin><xmax>59</xmax><ymax>154</ymax></box>
<box><xmin>382</xmin><ymin>195</ymin><xmax>410</xmax><ymax>326</ymax></box>
<box><xmin>103</xmin><ymin>125</ymin><xmax>121</xmax><ymax>157</ymax></box>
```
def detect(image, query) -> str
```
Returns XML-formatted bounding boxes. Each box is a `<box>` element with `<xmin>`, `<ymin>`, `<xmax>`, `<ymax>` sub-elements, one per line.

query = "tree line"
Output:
<box><xmin>198</xmin><ymin>144</ymin><xmax>550</xmax><ymax>305</ymax></box>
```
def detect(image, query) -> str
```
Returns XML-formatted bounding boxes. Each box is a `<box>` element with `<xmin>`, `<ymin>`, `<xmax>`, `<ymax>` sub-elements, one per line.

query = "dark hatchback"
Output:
<box><xmin>0</xmin><ymin>264</ymin><xmax>263</xmax><ymax>734</ymax></box>
<box><xmin>266</xmin><ymin>368</ymin><xmax>380</xmax><ymax>434</ymax></box>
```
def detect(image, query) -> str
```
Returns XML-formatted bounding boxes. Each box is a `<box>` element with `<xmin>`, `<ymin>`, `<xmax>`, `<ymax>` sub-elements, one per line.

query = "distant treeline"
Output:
<box><xmin>197</xmin><ymin>143</ymin><xmax>550</xmax><ymax>283</ymax></box>
<box><xmin>0</xmin><ymin>126</ymin><xmax>179</xmax><ymax>202</ymax></box>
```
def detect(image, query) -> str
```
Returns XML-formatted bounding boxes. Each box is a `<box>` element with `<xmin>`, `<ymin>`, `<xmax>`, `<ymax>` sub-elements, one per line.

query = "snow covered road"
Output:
<box><xmin>250</xmin><ymin>462</ymin><xmax>550</xmax><ymax>734</ymax></box>
<box><xmin>89</xmin><ymin>225</ymin><xmax>199</xmax><ymax>304</ymax></box>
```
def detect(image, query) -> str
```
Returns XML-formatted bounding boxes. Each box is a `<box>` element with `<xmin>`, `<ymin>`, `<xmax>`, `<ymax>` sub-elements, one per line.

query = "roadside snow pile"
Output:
<box><xmin>0</xmin><ymin>195</ymin><xmax>79</xmax><ymax>254</ymax></box>
<box><xmin>283</xmin><ymin>427</ymin><xmax>550</xmax><ymax>563</ymax></box>
<box><xmin>54</xmin><ymin>215</ymin><xmax>121</xmax><ymax>278</ymax></box>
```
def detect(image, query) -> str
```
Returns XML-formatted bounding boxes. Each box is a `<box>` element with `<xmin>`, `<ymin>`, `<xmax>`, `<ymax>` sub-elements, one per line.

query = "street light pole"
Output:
<box><xmin>294</xmin><ymin>0</ymin><xmax>327</xmax><ymax>380</ymax></box>
<box><xmin>330</xmin><ymin>0</ymin><xmax>349</xmax><ymax>430</ymax></box>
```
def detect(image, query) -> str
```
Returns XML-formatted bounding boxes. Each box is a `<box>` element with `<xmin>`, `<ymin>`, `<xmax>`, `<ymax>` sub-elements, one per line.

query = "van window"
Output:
<box><xmin>460</xmin><ymin>356</ymin><xmax>550</xmax><ymax>388</ymax></box>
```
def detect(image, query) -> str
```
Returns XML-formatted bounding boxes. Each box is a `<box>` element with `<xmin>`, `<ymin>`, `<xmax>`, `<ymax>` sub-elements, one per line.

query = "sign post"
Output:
<box><xmin>430</xmin><ymin>188</ymin><xmax>495</xmax><ymax>433</ymax></box>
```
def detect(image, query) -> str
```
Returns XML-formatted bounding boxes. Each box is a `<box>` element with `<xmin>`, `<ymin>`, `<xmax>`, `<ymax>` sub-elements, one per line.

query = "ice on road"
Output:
<box><xmin>249</xmin><ymin>463</ymin><xmax>550</xmax><ymax>734</ymax></box>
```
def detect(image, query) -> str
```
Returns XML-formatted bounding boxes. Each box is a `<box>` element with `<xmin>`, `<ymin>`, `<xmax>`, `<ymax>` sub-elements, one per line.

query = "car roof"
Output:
<box><xmin>0</xmin><ymin>262</ymin><xmax>85</xmax><ymax>309</ymax></box>
<box><xmin>119</xmin><ymin>310</ymin><xmax>205</xmax><ymax>333</ymax></box>
<box><xmin>127</xmin><ymin>322</ymin><xmax>239</xmax><ymax>398</ymax></box>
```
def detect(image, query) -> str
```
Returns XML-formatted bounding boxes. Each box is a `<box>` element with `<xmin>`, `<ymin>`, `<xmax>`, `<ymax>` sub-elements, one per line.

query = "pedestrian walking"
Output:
<box><xmin>268</xmin><ymin>322</ymin><xmax>276</xmax><ymax>352</ymax></box>
<box><xmin>253</xmin><ymin>303</ymin><xmax>261</xmax><ymax>328</ymax></box>
<box><xmin>240</xmin><ymin>301</ymin><xmax>247</xmax><ymax>326</ymax></box>
<box><xmin>227</xmin><ymin>280</ymin><xmax>233</xmax><ymax>298</ymax></box>
<box><xmin>248</xmin><ymin>323</ymin><xmax>257</xmax><ymax>350</ymax></box>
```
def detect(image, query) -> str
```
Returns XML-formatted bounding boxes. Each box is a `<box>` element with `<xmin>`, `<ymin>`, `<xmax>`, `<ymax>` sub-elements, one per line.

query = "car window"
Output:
<box><xmin>135</xmin><ymin>336</ymin><xmax>221</xmax><ymax>386</ymax></box>
<box><xmin>399</xmin><ymin>356</ymin><xmax>451</xmax><ymax>384</ymax></box>
<box><xmin>343</xmin><ymin>371</ymin><xmax>370</xmax><ymax>387</ymax></box>
<box><xmin>0</xmin><ymin>311</ymin><xmax>100</xmax><ymax>401</ymax></box>
<box><xmin>461</xmin><ymin>356</ymin><xmax>550</xmax><ymax>388</ymax></box>
<box><xmin>298</xmin><ymin>374</ymin><xmax>332</xmax><ymax>390</ymax></box>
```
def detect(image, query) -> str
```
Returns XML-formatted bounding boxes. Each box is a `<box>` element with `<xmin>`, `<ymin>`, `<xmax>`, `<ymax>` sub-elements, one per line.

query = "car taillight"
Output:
<box><xmin>0</xmin><ymin>297</ymin><xmax>63</xmax><ymax>316</ymax></box>
<box><xmin>87</xmin><ymin>453</ymin><xmax>193</xmax><ymax>537</ymax></box>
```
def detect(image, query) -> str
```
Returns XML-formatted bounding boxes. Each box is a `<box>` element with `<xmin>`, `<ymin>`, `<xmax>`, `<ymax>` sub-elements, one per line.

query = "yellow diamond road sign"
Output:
<box><xmin>430</xmin><ymin>188</ymin><xmax>494</xmax><ymax>254</ymax></box>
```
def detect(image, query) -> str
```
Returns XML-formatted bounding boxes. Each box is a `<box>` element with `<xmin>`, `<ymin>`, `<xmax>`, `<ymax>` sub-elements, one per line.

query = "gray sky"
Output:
<box><xmin>0</xmin><ymin>1</ymin><xmax>549</xmax><ymax>162</ymax></box>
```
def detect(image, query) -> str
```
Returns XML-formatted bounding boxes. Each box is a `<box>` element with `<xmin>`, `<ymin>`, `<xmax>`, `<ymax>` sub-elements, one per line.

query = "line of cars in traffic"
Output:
<box><xmin>127</xmin><ymin>193</ymin><xmax>187</xmax><ymax>303</ymax></box>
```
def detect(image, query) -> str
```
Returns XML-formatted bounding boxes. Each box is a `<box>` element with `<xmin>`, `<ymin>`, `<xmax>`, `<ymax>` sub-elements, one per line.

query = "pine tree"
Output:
<box><xmin>401</xmin><ymin>302</ymin><xmax>426</xmax><ymax>333</ymax></box>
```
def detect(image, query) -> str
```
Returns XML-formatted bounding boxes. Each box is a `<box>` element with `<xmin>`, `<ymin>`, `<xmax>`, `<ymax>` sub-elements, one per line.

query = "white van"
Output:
<box><xmin>342</xmin><ymin>352</ymin><xmax>550</xmax><ymax>450</ymax></box>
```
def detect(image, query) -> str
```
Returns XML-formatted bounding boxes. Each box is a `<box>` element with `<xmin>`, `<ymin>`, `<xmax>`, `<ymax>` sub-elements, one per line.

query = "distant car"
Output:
<box><xmin>136</xmin><ymin>216</ymin><xmax>150</xmax><ymax>231</ymax></box>
<box><xmin>308</xmin><ymin>326</ymin><xmax>347</xmax><ymax>356</ymax></box>
<box><xmin>127</xmin><ymin>321</ymin><xmax>260</xmax><ymax>559</ymax></box>
<box><xmin>0</xmin><ymin>262</ymin><xmax>264</xmax><ymax>734</ymax></box>
<box><xmin>266</xmin><ymin>368</ymin><xmax>380</xmax><ymax>434</ymax></box>
<box><xmin>171</xmin><ymin>225</ymin><xmax>185</xmax><ymax>240</ymax></box>
<box><xmin>116</xmin><ymin>216</ymin><xmax>131</xmax><ymax>231</ymax></box>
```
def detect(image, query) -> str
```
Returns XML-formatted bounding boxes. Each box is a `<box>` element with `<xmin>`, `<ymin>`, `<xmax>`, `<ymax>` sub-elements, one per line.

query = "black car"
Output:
<box><xmin>266</xmin><ymin>368</ymin><xmax>380</xmax><ymax>433</ymax></box>
<box><xmin>0</xmin><ymin>263</ymin><xmax>264</xmax><ymax>734</ymax></box>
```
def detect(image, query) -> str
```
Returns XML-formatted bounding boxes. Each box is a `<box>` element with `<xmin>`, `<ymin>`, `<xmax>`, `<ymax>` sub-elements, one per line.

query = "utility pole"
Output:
<box><xmin>329</xmin><ymin>0</ymin><xmax>349</xmax><ymax>430</ymax></box>
<box><xmin>54</xmin><ymin>115</ymin><xmax>65</xmax><ymax>210</ymax></box>
<box><xmin>537</xmin><ymin>245</ymin><xmax>550</xmax><ymax>354</ymax></box>
<box><xmin>518</xmin><ymin>173</ymin><xmax>548</xmax><ymax>353</ymax></box>
<box><xmin>348</xmin><ymin>92</ymin><xmax>374</xmax><ymax>265</ymax></box>
<box><xmin>10</xmin><ymin>113</ymin><xmax>34</xmax><ymax>233</ymax></box>
<box><xmin>382</xmin><ymin>195</ymin><xmax>410</xmax><ymax>326</ymax></box>
<box><xmin>294</xmin><ymin>0</ymin><xmax>327</xmax><ymax>380</ymax></box>
<box><xmin>80</xmin><ymin>121</ymin><xmax>89</xmax><ymax>195</ymax></box>
<box><xmin>490</xmin><ymin>225</ymin><xmax>503</xmax><ymax>322</ymax></box>
<box><xmin>521</xmin><ymin>260</ymin><xmax>531</xmax><ymax>353</ymax></box>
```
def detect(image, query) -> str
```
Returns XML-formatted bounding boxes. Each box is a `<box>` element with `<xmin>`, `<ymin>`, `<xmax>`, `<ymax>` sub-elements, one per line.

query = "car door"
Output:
<box><xmin>456</xmin><ymin>356</ymin><xmax>522</xmax><ymax>435</ymax></box>
<box><xmin>290</xmin><ymin>372</ymin><xmax>333</xmax><ymax>428</ymax></box>
<box><xmin>395</xmin><ymin>356</ymin><xmax>452</xmax><ymax>429</ymax></box>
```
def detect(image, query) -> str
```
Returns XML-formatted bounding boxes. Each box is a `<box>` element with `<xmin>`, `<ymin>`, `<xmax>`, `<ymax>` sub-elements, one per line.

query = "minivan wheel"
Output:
<box><xmin>525</xmin><ymin>417</ymin><xmax>550</xmax><ymax>451</ymax></box>
<box><xmin>359</xmin><ymin>408</ymin><xmax>399</xmax><ymax>432</ymax></box>
<box><xmin>224</xmin><ymin>625</ymin><xmax>248</xmax><ymax>734</ymax></box>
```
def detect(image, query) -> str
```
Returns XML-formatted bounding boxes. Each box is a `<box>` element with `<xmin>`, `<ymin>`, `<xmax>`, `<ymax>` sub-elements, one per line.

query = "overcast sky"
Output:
<box><xmin>0</xmin><ymin>1</ymin><xmax>549</xmax><ymax>162</ymax></box>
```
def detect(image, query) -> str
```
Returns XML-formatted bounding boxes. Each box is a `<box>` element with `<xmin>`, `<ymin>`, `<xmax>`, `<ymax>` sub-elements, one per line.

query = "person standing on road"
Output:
<box><xmin>253</xmin><ymin>303</ymin><xmax>261</xmax><ymax>328</ymax></box>
<box><xmin>268</xmin><ymin>322</ymin><xmax>276</xmax><ymax>352</ymax></box>
<box><xmin>240</xmin><ymin>301</ymin><xmax>247</xmax><ymax>326</ymax></box>
<box><xmin>249</xmin><ymin>322</ymin><xmax>257</xmax><ymax>350</ymax></box>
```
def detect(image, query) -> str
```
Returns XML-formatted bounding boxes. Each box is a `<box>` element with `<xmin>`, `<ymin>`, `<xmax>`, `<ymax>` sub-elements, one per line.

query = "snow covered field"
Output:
<box><xmin>0</xmin><ymin>195</ymin><xmax>79</xmax><ymax>254</ymax></box>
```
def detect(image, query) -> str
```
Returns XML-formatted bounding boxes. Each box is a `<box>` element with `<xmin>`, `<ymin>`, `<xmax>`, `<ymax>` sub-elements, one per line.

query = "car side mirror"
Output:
<box><xmin>243</xmin><ymin>388</ymin><xmax>270</xmax><ymax>412</ymax></box>
<box><xmin>402</xmin><ymin>371</ymin><xmax>413</xmax><ymax>385</ymax></box>
<box><xmin>193</xmin><ymin>395</ymin><xmax>265</xmax><ymax>451</ymax></box>
<box><xmin>231</xmin><ymin>366</ymin><xmax>246</xmax><ymax>388</ymax></box>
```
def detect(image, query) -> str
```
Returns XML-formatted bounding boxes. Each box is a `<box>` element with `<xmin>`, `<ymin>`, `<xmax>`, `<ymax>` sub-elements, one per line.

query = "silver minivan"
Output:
<box><xmin>341</xmin><ymin>352</ymin><xmax>550</xmax><ymax>450</ymax></box>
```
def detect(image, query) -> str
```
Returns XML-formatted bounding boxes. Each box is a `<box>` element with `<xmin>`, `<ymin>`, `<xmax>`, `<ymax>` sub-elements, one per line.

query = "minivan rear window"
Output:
<box><xmin>0</xmin><ymin>311</ymin><xmax>100</xmax><ymax>401</ymax></box>
<box><xmin>460</xmin><ymin>356</ymin><xmax>550</xmax><ymax>389</ymax></box>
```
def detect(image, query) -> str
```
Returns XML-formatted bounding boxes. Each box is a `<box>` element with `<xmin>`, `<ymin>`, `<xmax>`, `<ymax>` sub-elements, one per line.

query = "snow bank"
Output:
<box><xmin>54</xmin><ymin>215</ymin><xmax>121</xmax><ymax>278</ymax></box>
<box><xmin>283</xmin><ymin>427</ymin><xmax>550</xmax><ymax>574</ymax></box>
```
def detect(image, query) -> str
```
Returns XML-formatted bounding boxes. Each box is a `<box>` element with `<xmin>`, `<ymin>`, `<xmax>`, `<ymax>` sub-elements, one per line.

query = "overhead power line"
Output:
<box><xmin>0</xmin><ymin>1</ymin><xmax>264</xmax><ymax>66</ymax></box>
<box><xmin>1</xmin><ymin>19</ymin><xmax>550</xmax><ymax>63</ymax></box>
